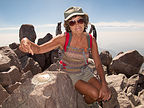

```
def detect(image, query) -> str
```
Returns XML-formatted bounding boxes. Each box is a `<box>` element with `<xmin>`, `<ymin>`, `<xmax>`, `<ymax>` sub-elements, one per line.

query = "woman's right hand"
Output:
<box><xmin>19</xmin><ymin>38</ymin><xmax>34</xmax><ymax>55</ymax></box>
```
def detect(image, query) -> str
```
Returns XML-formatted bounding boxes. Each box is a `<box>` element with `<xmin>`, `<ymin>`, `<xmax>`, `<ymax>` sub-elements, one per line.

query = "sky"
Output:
<box><xmin>0</xmin><ymin>0</ymin><xmax>144</xmax><ymax>56</ymax></box>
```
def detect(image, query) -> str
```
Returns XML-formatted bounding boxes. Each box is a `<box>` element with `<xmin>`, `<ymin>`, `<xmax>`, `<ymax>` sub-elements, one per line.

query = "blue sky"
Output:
<box><xmin>0</xmin><ymin>0</ymin><xmax>144</xmax><ymax>56</ymax></box>
<box><xmin>0</xmin><ymin>0</ymin><xmax>144</xmax><ymax>25</ymax></box>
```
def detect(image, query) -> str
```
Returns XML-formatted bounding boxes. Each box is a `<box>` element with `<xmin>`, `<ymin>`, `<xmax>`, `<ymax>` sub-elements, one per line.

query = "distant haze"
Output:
<box><xmin>0</xmin><ymin>22</ymin><xmax>144</xmax><ymax>57</ymax></box>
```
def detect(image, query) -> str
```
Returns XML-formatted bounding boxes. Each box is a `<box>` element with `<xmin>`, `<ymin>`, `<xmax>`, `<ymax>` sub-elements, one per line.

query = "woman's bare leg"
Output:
<box><xmin>75</xmin><ymin>77</ymin><xmax>102</xmax><ymax>104</ymax></box>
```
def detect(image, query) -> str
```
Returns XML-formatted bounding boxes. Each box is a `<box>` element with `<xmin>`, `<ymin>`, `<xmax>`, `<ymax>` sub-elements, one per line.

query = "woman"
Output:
<box><xmin>19</xmin><ymin>6</ymin><xmax>111</xmax><ymax>107</ymax></box>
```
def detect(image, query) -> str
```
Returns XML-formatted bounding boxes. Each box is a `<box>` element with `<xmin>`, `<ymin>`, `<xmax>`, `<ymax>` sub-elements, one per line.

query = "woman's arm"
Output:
<box><xmin>91</xmin><ymin>36</ymin><xmax>111</xmax><ymax>101</ymax></box>
<box><xmin>91</xmin><ymin>37</ymin><xmax>107</xmax><ymax>84</ymax></box>
<box><xmin>19</xmin><ymin>34</ymin><xmax>65</xmax><ymax>55</ymax></box>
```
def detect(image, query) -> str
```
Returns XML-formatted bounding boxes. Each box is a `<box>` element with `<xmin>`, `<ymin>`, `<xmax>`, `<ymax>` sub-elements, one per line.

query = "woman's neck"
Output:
<box><xmin>72</xmin><ymin>32</ymin><xmax>84</xmax><ymax>38</ymax></box>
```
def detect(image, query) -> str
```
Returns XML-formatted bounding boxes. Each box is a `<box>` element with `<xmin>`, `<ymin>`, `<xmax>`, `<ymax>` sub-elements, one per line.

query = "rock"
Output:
<box><xmin>34</xmin><ymin>33</ymin><xmax>53</xmax><ymax>70</ymax></box>
<box><xmin>32</xmin><ymin>54</ymin><xmax>46</xmax><ymax>70</ymax></box>
<box><xmin>0</xmin><ymin>66</ymin><xmax>22</xmax><ymax>87</ymax></box>
<box><xmin>9</xmin><ymin>42</ymin><xmax>27</xmax><ymax>59</ymax></box>
<box><xmin>135</xmin><ymin>105</ymin><xmax>144</xmax><ymax>108</ymax></box>
<box><xmin>102</xmin><ymin>86</ymin><xmax>119</xmax><ymax>108</ymax></box>
<box><xmin>100</xmin><ymin>50</ymin><xmax>112</xmax><ymax>66</ymax></box>
<box><xmin>2</xmin><ymin>71</ymin><xmax>78</xmax><ymax>108</ymax></box>
<box><xmin>21</xmin><ymin>70</ymin><xmax>33</xmax><ymax>83</ymax></box>
<box><xmin>111</xmin><ymin>50</ymin><xmax>143</xmax><ymax>77</ymax></box>
<box><xmin>37</xmin><ymin>33</ymin><xmax>53</xmax><ymax>45</ymax></box>
<box><xmin>5</xmin><ymin>82</ymin><xmax>21</xmax><ymax>94</ymax></box>
<box><xmin>126</xmin><ymin>74</ymin><xmax>139</xmax><ymax>94</ymax></box>
<box><xmin>100</xmin><ymin>50</ymin><xmax>112</xmax><ymax>75</ymax></box>
<box><xmin>106</xmin><ymin>74</ymin><xmax>128</xmax><ymax>93</ymax></box>
<box><xmin>0</xmin><ymin>54</ymin><xmax>10</xmax><ymax>72</ymax></box>
<box><xmin>127</xmin><ymin>93</ymin><xmax>141</xmax><ymax>107</ymax></box>
<box><xmin>48</xmin><ymin>62</ymin><xmax>59</xmax><ymax>71</ymax></box>
<box><xmin>50</xmin><ymin>49</ymin><xmax>59</xmax><ymax>64</ymax></box>
<box><xmin>56</xmin><ymin>21</ymin><xmax>62</xmax><ymax>36</ymax></box>
<box><xmin>19</xmin><ymin>24</ymin><xmax>36</xmax><ymax>42</ymax></box>
<box><xmin>20</xmin><ymin>56</ymin><xmax>42</xmax><ymax>75</ymax></box>
<box><xmin>0</xmin><ymin>84</ymin><xmax>9</xmax><ymax>105</ymax></box>
<box><xmin>0</xmin><ymin>46</ymin><xmax>22</xmax><ymax>71</ymax></box>
<box><xmin>117</xmin><ymin>92</ymin><xmax>133</xmax><ymax>108</ymax></box>
<box><xmin>138</xmin><ymin>89</ymin><xmax>144</xmax><ymax>105</ymax></box>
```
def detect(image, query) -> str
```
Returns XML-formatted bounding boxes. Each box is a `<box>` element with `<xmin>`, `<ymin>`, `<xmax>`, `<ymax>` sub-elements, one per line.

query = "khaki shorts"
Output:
<box><xmin>67</xmin><ymin>66</ymin><xmax>95</xmax><ymax>85</ymax></box>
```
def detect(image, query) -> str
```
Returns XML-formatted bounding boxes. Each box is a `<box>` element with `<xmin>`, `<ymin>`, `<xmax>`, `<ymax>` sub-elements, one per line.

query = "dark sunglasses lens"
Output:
<box><xmin>78</xmin><ymin>19</ymin><xmax>84</xmax><ymax>24</ymax></box>
<box><xmin>69</xmin><ymin>21</ymin><xmax>76</xmax><ymax>26</ymax></box>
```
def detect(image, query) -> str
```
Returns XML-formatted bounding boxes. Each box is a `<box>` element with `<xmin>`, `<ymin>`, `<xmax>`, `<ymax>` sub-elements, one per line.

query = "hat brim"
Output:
<box><xmin>64</xmin><ymin>13</ymin><xmax>88</xmax><ymax>21</ymax></box>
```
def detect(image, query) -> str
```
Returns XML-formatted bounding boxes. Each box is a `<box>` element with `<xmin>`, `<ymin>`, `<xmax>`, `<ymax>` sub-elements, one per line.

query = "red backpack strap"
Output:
<box><xmin>64</xmin><ymin>32</ymin><xmax>72</xmax><ymax>51</ymax></box>
<box><xmin>87</xmin><ymin>33</ymin><xmax>93</xmax><ymax>49</ymax></box>
<box><xmin>89</xmin><ymin>34</ymin><xmax>92</xmax><ymax>49</ymax></box>
<box><xmin>64</xmin><ymin>32</ymin><xmax>70</xmax><ymax>51</ymax></box>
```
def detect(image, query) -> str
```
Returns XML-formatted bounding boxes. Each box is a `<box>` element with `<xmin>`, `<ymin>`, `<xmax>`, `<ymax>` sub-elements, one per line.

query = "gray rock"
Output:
<box><xmin>0</xmin><ymin>66</ymin><xmax>22</xmax><ymax>87</ymax></box>
<box><xmin>0</xmin><ymin>84</ymin><xmax>9</xmax><ymax>105</ymax></box>
<box><xmin>111</xmin><ymin>50</ymin><xmax>143</xmax><ymax>77</ymax></box>
<box><xmin>19</xmin><ymin>24</ymin><xmax>36</xmax><ymax>42</ymax></box>
<box><xmin>2</xmin><ymin>71</ymin><xmax>78</xmax><ymax>108</ymax></box>
<box><xmin>0</xmin><ymin>54</ymin><xmax>10</xmax><ymax>72</ymax></box>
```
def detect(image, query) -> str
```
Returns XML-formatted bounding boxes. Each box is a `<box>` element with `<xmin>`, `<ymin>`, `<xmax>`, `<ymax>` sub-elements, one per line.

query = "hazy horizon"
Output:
<box><xmin>0</xmin><ymin>22</ymin><xmax>143</xmax><ymax>57</ymax></box>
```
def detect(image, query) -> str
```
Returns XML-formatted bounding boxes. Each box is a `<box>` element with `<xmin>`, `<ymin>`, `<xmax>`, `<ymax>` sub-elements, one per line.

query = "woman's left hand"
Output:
<box><xmin>99</xmin><ymin>83</ymin><xmax>111</xmax><ymax>101</ymax></box>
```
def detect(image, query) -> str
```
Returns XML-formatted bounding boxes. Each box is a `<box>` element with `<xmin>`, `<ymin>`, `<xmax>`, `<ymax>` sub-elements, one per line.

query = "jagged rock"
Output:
<box><xmin>0</xmin><ymin>66</ymin><xmax>22</xmax><ymax>87</ymax></box>
<box><xmin>0</xmin><ymin>46</ymin><xmax>22</xmax><ymax>71</ymax></box>
<box><xmin>136</xmin><ymin>74</ymin><xmax>144</xmax><ymax>95</ymax></box>
<box><xmin>20</xmin><ymin>56</ymin><xmax>42</xmax><ymax>75</ymax></box>
<box><xmin>56</xmin><ymin>21</ymin><xmax>62</xmax><ymax>35</ymax></box>
<box><xmin>32</xmin><ymin>54</ymin><xmax>46</xmax><ymax>70</ymax></box>
<box><xmin>37</xmin><ymin>33</ymin><xmax>53</xmax><ymax>45</ymax></box>
<box><xmin>0</xmin><ymin>54</ymin><xmax>10</xmax><ymax>72</ymax></box>
<box><xmin>5</xmin><ymin>82</ymin><xmax>21</xmax><ymax>94</ymax></box>
<box><xmin>127</xmin><ymin>93</ymin><xmax>141</xmax><ymax>107</ymax></box>
<box><xmin>135</xmin><ymin>105</ymin><xmax>144</xmax><ymax>108</ymax></box>
<box><xmin>48</xmin><ymin>62</ymin><xmax>59</xmax><ymax>71</ymax></box>
<box><xmin>126</xmin><ymin>74</ymin><xmax>139</xmax><ymax>94</ymax></box>
<box><xmin>19</xmin><ymin>24</ymin><xmax>36</xmax><ymax>42</ymax></box>
<box><xmin>0</xmin><ymin>84</ymin><xmax>9</xmax><ymax>105</ymax></box>
<box><xmin>110</xmin><ymin>50</ymin><xmax>144</xmax><ymax>77</ymax></box>
<box><xmin>100</xmin><ymin>50</ymin><xmax>112</xmax><ymax>66</ymax></box>
<box><xmin>117</xmin><ymin>92</ymin><xmax>133</xmax><ymax>108</ymax></box>
<box><xmin>9</xmin><ymin>42</ymin><xmax>27</xmax><ymax>59</ymax></box>
<box><xmin>106</xmin><ymin>74</ymin><xmax>128</xmax><ymax>93</ymax></box>
<box><xmin>100</xmin><ymin>50</ymin><xmax>112</xmax><ymax>75</ymax></box>
<box><xmin>102</xmin><ymin>86</ymin><xmax>119</xmax><ymax>108</ymax></box>
<box><xmin>2</xmin><ymin>71</ymin><xmax>78</xmax><ymax>108</ymax></box>
<box><xmin>21</xmin><ymin>70</ymin><xmax>33</xmax><ymax>83</ymax></box>
<box><xmin>138</xmin><ymin>89</ymin><xmax>144</xmax><ymax>105</ymax></box>
<box><xmin>33</xmin><ymin>33</ymin><xmax>53</xmax><ymax>70</ymax></box>
<box><xmin>50</xmin><ymin>49</ymin><xmax>59</xmax><ymax>64</ymax></box>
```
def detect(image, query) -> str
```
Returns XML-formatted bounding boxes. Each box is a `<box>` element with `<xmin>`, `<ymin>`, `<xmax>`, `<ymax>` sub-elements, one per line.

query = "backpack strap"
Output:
<box><xmin>64</xmin><ymin>32</ymin><xmax>72</xmax><ymax>51</ymax></box>
<box><xmin>87</xmin><ymin>33</ymin><xmax>92</xmax><ymax>49</ymax></box>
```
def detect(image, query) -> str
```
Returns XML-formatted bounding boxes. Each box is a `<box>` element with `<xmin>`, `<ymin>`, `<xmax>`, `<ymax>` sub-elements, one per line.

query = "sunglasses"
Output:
<box><xmin>69</xmin><ymin>18</ymin><xmax>84</xmax><ymax>26</ymax></box>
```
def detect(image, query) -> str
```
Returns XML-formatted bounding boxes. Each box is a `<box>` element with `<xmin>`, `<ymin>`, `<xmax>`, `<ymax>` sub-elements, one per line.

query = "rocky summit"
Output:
<box><xmin>0</xmin><ymin>24</ymin><xmax>144</xmax><ymax>108</ymax></box>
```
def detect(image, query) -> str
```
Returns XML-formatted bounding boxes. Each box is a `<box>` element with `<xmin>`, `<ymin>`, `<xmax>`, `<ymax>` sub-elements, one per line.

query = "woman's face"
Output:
<box><xmin>68</xmin><ymin>16</ymin><xmax>85</xmax><ymax>34</ymax></box>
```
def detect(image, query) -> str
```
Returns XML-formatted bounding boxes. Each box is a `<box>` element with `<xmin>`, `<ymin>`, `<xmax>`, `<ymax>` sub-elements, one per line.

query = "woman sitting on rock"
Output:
<box><xmin>19</xmin><ymin>6</ymin><xmax>111</xmax><ymax>107</ymax></box>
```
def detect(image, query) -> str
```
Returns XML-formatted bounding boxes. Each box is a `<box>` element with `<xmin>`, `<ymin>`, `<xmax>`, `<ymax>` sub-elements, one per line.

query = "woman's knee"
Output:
<box><xmin>89</xmin><ymin>88</ymin><xmax>99</xmax><ymax>101</ymax></box>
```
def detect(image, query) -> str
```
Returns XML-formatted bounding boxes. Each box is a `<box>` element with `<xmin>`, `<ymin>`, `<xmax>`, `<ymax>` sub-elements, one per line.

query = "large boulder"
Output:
<box><xmin>110</xmin><ymin>50</ymin><xmax>143</xmax><ymax>77</ymax></box>
<box><xmin>19</xmin><ymin>24</ymin><xmax>36</xmax><ymax>42</ymax></box>
<box><xmin>2</xmin><ymin>71</ymin><xmax>78</xmax><ymax>108</ymax></box>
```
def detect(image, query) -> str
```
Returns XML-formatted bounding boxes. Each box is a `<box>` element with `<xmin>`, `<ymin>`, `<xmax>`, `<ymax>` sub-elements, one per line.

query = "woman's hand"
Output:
<box><xmin>19</xmin><ymin>38</ymin><xmax>34</xmax><ymax>55</ymax></box>
<box><xmin>99</xmin><ymin>83</ymin><xmax>111</xmax><ymax>101</ymax></box>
